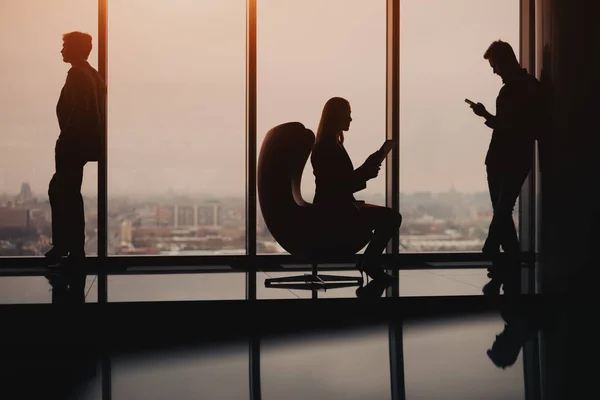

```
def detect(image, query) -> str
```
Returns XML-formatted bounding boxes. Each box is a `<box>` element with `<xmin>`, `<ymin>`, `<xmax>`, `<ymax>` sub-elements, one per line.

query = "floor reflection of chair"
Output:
<box><xmin>257</xmin><ymin>122</ymin><xmax>371</xmax><ymax>294</ymax></box>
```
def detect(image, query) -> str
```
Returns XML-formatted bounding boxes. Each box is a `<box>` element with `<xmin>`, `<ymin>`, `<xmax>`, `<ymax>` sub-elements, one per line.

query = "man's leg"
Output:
<box><xmin>62</xmin><ymin>164</ymin><xmax>86</xmax><ymax>258</ymax></box>
<box><xmin>493</xmin><ymin>171</ymin><xmax>530</xmax><ymax>294</ymax></box>
<box><xmin>482</xmin><ymin>170</ymin><xmax>503</xmax><ymax>294</ymax></box>
<box><xmin>483</xmin><ymin>169</ymin><xmax>501</xmax><ymax>256</ymax></box>
<box><xmin>46</xmin><ymin>173</ymin><xmax>69</xmax><ymax>263</ymax></box>
<box><xmin>54</xmin><ymin>161</ymin><xmax>88</xmax><ymax>300</ymax></box>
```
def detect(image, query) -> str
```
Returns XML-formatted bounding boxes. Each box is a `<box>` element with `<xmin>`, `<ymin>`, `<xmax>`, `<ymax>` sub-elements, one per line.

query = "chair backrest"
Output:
<box><xmin>258</xmin><ymin>122</ymin><xmax>372</xmax><ymax>256</ymax></box>
<box><xmin>257</xmin><ymin>122</ymin><xmax>315</xmax><ymax>253</ymax></box>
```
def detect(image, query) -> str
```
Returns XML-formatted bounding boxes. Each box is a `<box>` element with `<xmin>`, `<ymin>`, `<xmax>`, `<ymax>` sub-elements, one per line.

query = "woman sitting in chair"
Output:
<box><xmin>311</xmin><ymin>96</ymin><xmax>402</xmax><ymax>282</ymax></box>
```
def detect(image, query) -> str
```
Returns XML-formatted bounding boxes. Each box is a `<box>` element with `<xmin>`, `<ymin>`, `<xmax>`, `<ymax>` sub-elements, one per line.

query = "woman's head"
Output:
<box><xmin>316</xmin><ymin>97</ymin><xmax>352</xmax><ymax>143</ymax></box>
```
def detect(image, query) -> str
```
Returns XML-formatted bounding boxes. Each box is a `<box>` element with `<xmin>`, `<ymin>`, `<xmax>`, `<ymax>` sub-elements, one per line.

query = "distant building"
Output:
<box><xmin>19</xmin><ymin>182</ymin><xmax>33</xmax><ymax>202</ymax></box>
<box><xmin>197</xmin><ymin>204</ymin><xmax>221</xmax><ymax>226</ymax></box>
<box><xmin>156</xmin><ymin>205</ymin><xmax>175</xmax><ymax>227</ymax></box>
<box><xmin>0</xmin><ymin>207</ymin><xmax>30</xmax><ymax>229</ymax></box>
<box><xmin>29</xmin><ymin>208</ymin><xmax>50</xmax><ymax>231</ymax></box>
<box><xmin>175</xmin><ymin>205</ymin><xmax>196</xmax><ymax>227</ymax></box>
<box><xmin>121</xmin><ymin>220</ymin><xmax>133</xmax><ymax>244</ymax></box>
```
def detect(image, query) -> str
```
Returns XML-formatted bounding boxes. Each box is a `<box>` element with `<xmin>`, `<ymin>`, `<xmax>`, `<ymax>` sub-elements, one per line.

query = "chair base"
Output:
<box><xmin>264</xmin><ymin>273</ymin><xmax>363</xmax><ymax>292</ymax></box>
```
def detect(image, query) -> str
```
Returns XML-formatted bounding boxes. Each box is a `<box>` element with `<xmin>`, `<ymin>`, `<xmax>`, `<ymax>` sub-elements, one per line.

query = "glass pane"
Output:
<box><xmin>0</xmin><ymin>0</ymin><xmax>98</xmax><ymax>258</ymax></box>
<box><xmin>306</xmin><ymin>267</ymin><xmax>491</xmax><ymax>298</ymax></box>
<box><xmin>107</xmin><ymin>0</ymin><xmax>246</xmax><ymax>256</ymax></box>
<box><xmin>403</xmin><ymin>313</ymin><xmax>525</xmax><ymax>399</ymax></box>
<box><xmin>0</xmin><ymin>275</ymin><xmax>98</xmax><ymax>304</ymax></box>
<box><xmin>0</xmin><ymin>276</ymin><xmax>52</xmax><ymax>304</ymax></box>
<box><xmin>107</xmin><ymin>273</ymin><xmax>246</xmax><ymax>302</ymax></box>
<box><xmin>399</xmin><ymin>0</ymin><xmax>520</xmax><ymax>252</ymax></box>
<box><xmin>261</xmin><ymin>326</ymin><xmax>391</xmax><ymax>399</ymax></box>
<box><xmin>257</xmin><ymin>0</ymin><xmax>387</xmax><ymax>255</ymax></box>
<box><xmin>400</xmin><ymin>268</ymin><xmax>489</xmax><ymax>296</ymax></box>
<box><xmin>112</xmin><ymin>343</ymin><xmax>249</xmax><ymax>400</ymax></box>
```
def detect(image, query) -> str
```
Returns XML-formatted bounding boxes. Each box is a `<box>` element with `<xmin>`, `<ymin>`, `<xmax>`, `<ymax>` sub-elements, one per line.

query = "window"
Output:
<box><xmin>107</xmin><ymin>273</ymin><xmax>246</xmax><ymax>302</ymax></box>
<box><xmin>399</xmin><ymin>0</ymin><xmax>520</xmax><ymax>253</ymax></box>
<box><xmin>107</xmin><ymin>0</ymin><xmax>246</xmax><ymax>257</ymax></box>
<box><xmin>0</xmin><ymin>0</ymin><xmax>98</xmax><ymax>259</ymax></box>
<box><xmin>256</xmin><ymin>0</ymin><xmax>387</xmax><ymax>254</ymax></box>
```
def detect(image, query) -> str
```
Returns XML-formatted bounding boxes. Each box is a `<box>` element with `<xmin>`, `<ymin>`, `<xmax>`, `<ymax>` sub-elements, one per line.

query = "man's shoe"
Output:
<box><xmin>482</xmin><ymin>261</ymin><xmax>503</xmax><ymax>296</ymax></box>
<box><xmin>362</xmin><ymin>263</ymin><xmax>396</xmax><ymax>281</ymax></box>
<box><xmin>482</xmin><ymin>278</ymin><xmax>502</xmax><ymax>296</ymax></box>
<box><xmin>487</xmin><ymin>316</ymin><xmax>530</xmax><ymax>368</ymax></box>
<box><xmin>356</xmin><ymin>279</ymin><xmax>391</xmax><ymax>299</ymax></box>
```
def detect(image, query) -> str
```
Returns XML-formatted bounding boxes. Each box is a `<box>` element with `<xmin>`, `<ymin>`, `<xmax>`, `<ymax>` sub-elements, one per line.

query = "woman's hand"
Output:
<box><xmin>357</xmin><ymin>162</ymin><xmax>380</xmax><ymax>181</ymax></box>
<box><xmin>365</xmin><ymin>150</ymin><xmax>383</xmax><ymax>166</ymax></box>
<box><xmin>356</xmin><ymin>150</ymin><xmax>383</xmax><ymax>181</ymax></box>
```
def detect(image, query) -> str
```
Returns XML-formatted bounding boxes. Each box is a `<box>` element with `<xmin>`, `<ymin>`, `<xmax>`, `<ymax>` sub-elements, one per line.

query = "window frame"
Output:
<box><xmin>0</xmin><ymin>2</ymin><xmax>539</xmax><ymax>398</ymax></box>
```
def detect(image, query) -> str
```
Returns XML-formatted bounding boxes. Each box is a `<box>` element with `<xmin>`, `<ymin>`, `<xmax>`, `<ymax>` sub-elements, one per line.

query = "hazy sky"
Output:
<box><xmin>0</xmin><ymin>0</ymin><xmax>518</xmax><ymax>197</ymax></box>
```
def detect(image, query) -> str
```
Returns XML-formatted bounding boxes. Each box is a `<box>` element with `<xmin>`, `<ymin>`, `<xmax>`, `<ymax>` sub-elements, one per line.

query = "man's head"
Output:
<box><xmin>61</xmin><ymin>31</ymin><xmax>92</xmax><ymax>64</ymax></box>
<box><xmin>484</xmin><ymin>40</ymin><xmax>520</xmax><ymax>79</ymax></box>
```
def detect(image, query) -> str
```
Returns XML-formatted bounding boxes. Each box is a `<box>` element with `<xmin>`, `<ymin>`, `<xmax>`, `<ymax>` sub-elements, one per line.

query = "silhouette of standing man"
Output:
<box><xmin>469</xmin><ymin>40</ymin><xmax>543</xmax><ymax>295</ymax></box>
<box><xmin>45</xmin><ymin>32</ymin><xmax>105</xmax><ymax>268</ymax></box>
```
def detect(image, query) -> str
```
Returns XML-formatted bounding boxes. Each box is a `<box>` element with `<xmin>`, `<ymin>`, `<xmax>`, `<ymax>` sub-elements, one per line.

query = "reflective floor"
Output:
<box><xmin>109</xmin><ymin>316</ymin><xmax>524</xmax><ymax>400</ymax></box>
<box><xmin>0</xmin><ymin>294</ymin><xmax>549</xmax><ymax>400</ymax></box>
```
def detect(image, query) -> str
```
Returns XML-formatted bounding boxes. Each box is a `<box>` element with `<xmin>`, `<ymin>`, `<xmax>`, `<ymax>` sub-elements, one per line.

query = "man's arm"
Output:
<box><xmin>483</xmin><ymin>83</ymin><xmax>541</xmax><ymax>131</ymax></box>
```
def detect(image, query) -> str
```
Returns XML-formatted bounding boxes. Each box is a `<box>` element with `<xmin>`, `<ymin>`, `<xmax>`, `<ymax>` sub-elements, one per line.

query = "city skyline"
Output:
<box><xmin>0</xmin><ymin>181</ymin><xmax>492</xmax><ymax>199</ymax></box>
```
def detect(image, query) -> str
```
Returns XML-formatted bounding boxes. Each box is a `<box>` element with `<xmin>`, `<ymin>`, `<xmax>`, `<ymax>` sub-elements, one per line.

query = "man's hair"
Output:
<box><xmin>484</xmin><ymin>40</ymin><xmax>518</xmax><ymax>65</ymax></box>
<box><xmin>62</xmin><ymin>31</ymin><xmax>93</xmax><ymax>59</ymax></box>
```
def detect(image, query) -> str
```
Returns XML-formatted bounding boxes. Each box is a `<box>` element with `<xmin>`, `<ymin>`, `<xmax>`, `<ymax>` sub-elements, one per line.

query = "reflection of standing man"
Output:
<box><xmin>469</xmin><ymin>40</ymin><xmax>543</xmax><ymax>295</ymax></box>
<box><xmin>45</xmin><ymin>31</ymin><xmax>105</xmax><ymax>268</ymax></box>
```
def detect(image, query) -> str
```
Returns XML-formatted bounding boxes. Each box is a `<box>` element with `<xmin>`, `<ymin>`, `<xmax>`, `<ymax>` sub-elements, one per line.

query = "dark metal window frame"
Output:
<box><xmin>0</xmin><ymin>1</ymin><xmax>539</xmax><ymax>399</ymax></box>
<box><xmin>519</xmin><ymin>1</ymin><xmax>541</xmax><ymax>399</ymax></box>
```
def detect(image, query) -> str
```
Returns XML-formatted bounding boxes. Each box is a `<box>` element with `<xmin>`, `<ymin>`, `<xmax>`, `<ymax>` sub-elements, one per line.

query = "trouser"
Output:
<box><xmin>48</xmin><ymin>157</ymin><xmax>86</xmax><ymax>254</ymax></box>
<box><xmin>483</xmin><ymin>166</ymin><xmax>530</xmax><ymax>286</ymax></box>
<box><xmin>47</xmin><ymin>269</ymin><xmax>86</xmax><ymax>304</ymax></box>
<box><xmin>359</xmin><ymin>203</ymin><xmax>403</xmax><ymax>267</ymax></box>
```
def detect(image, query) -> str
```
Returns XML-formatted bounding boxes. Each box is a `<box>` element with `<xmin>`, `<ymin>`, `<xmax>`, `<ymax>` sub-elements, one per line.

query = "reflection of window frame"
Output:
<box><xmin>518</xmin><ymin>2</ymin><xmax>541</xmax><ymax>400</ymax></box>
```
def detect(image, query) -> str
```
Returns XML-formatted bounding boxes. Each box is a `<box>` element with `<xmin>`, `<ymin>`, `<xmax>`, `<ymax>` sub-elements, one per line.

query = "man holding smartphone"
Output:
<box><xmin>468</xmin><ymin>40</ymin><xmax>544</xmax><ymax>295</ymax></box>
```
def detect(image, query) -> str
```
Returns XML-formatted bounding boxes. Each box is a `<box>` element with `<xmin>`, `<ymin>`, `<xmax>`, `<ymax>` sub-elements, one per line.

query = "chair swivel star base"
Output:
<box><xmin>264</xmin><ymin>264</ymin><xmax>364</xmax><ymax>292</ymax></box>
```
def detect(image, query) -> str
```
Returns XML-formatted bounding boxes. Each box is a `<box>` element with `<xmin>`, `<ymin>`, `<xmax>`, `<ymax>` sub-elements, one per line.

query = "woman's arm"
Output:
<box><xmin>311</xmin><ymin>145</ymin><xmax>368</xmax><ymax>194</ymax></box>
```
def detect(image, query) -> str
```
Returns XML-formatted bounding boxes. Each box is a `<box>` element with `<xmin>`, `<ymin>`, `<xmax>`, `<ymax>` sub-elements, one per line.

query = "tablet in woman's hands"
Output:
<box><xmin>378</xmin><ymin>139</ymin><xmax>396</xmax><ymax>162</ymax></box>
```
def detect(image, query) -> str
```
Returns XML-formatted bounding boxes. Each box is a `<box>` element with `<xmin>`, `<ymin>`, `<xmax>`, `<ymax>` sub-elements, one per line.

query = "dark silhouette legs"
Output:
<box><xmin>46</xmin><ymin>157</ymin><xmax>88</xmax><ymax>301</ymax></box>
<box><xmin>483</xmin><ymin>168</ymin><xmax>529</xmax><ymax>295</ymax></box>
<box><xmin>46</xmin><ymin>269</ymin><xmax>87</xmax><ymax>305</ymax></box>
<box><xmin>47</xmin><ymin>158</ymin><xmax>86</xmax><ymax>264</ymax></box>
<box><xmin>358</xmin><ymin>203</ymin><xmax>402</xmax><ymax>279</ymax></box>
